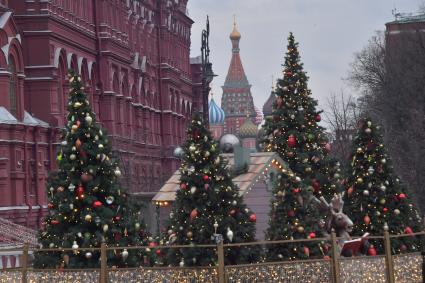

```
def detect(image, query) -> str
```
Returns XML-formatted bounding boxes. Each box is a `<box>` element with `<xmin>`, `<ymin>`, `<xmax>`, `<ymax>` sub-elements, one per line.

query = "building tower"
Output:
<box><xmin>221</xmin><ymin>17</ymin><xmax>255</xmax><ymax>135</ymax></box>
<box><xmin>263</xmin><ymin>76</ymin><xmax>276</xmax><ymax>119</ymax></box>
<box><xmin>209</xmin><ymin>92</ymin><xmax>225</xmax><ymax>139</ymax></box>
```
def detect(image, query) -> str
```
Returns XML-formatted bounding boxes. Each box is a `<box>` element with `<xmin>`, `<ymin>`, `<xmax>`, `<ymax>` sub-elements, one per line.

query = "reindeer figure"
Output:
<box><xmin>311</xmin><ymin>193</ymin><xmax>353</xmax><ymax>240</ymax></box>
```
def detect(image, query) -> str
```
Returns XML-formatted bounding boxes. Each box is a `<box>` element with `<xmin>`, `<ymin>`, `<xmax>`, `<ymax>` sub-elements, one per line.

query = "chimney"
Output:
<box><xmin>233</xmin><ymin>145</ymin><xmax>250</xmax><ymax>173</ymax></box>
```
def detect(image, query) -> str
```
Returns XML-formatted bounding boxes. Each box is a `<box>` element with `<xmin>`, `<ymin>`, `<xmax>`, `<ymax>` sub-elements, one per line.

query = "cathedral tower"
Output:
<box><xmin>221</xmin><ymin>18</ymin><xmax>255</xmax><ymax>135</ymax></box>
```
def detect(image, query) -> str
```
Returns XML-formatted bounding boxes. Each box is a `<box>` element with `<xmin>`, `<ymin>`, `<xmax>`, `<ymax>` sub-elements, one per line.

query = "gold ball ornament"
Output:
<box><xmin>114</xmin><ymin>168</ymin><xmax>122</xmax><ymax>177</ymax></box>
<box><xmin>394</xmin><ymin>209</ymin><xmax>401</xmax><ymax>215</ymax></box>
<box><xmin>69</xmin><ymin>154</ymin><xmax>76</xmax><ymax>160</ymax></box>
<box><xmin>357</xmin><ymin>177</ymin><xmax>363</xmax><ymax>184</ymax></box>
<box><xmin>103</xmin><ymin>224</ymin><xmax>109</xmax><ymax>232</ymax></box>
<box><xmin>85</xmin><ymin>214</ymin><xmax>92</xmax><ymax>222</ymax></box>
<box><xmin>187</xmin><ymin>231</ymin><xmax>193</xmax><ymax>239</ymax></box>
<box><xmin>85</xmin><ymin>115</ymin><xmax>93</xmax><ymax>125</ymax></box>
<box><xmin>297</xmin><ymin>226</ymin><xmax>304</xmax><ymax>233</ymax></box>
<box><xmin>379</xmin><ymin>199</ymin><xmax>386</xmax><ymax>205</ymax></box>
<box><xmin>74</xmin><ymin>102</ymin><xmax>82</xmax><ymax>108</ymax></box>
<box><xmin>98</xmin><ymin>144</ymin><xmax>104</xmax><ymax>149</ymax></box>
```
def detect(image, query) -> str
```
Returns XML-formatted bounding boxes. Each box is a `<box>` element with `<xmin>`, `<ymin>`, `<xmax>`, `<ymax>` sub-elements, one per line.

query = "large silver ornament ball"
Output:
<box><xmin>173</xmin><ymin>146</ymin><xmax>184</xmax><ymax>159</ymax></box>
<box><xmin>219</xmin><ymin>134</ymin><xmax>241</xmax><ymax>153</ymax></box>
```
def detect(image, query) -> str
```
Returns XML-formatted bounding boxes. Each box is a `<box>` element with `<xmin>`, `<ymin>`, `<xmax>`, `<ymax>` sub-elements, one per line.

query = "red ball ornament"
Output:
<box><xmin>229</xmin><ymin>209</ymin><xmax>236</xmax><ymax>216</ymax></box>
<box><xmin>51</xmin><ymin>219</ymin><xmax>59</xmax><ymax>225</ymax></box>
<box><xmin>404</xmin><ymin>227</ymin><xmax>413</xmax><ymax>234</ymax></box>
<box><xmin>204</xmin><ymin>184</ymin><xmax>209</xmax><ymax>190</ymax></box>
<box><xmin>383</xmin><ymin>208</ymin><xmax>388</xmax><ymax>213</ymax></box>
<box><xmin>190</xmin><ymin>209</ymin><xmax>198</xmax><ymax>220</ymax></box>
<box><xmin>76</xmin><ymin>120</ymin><xmax>81</xmax><ymax>127</ymax></box>
<box><xmin>347</xmin><ymin>187</ymin><xmax>354</xmax><ymax>196</ymax></box>
<box><xmin>203</xmin><ymin>175</ymin><xmax>209</xmax><ymax>181</ymax></box>
<box><xmin>309</xmin><ymin>232</ymin><xmax>316</xmax><ymax>239</ymax></box>
<box><xmin>312</xmin><ymin>180</ymin><xmax>320</xmax><ymax>193</ymax></box>
<box><xmin>249</xmin><ymin>214</ymin><xmax>257</xmax><ymax>222</ymax></box>
<box><xmin>76</xmin><ymin>185</ymin><xmax>84</xmax><ymax>195</ymax></box>
<box><xmin>398</xmin><ymin>193</ymin><xmax>406</xmax><ymax>200</ymax></box>
<box><xmin>149</xmin><ymin>242</ymin><xmax>157</xmax><ymax>248</ymax></box>
<box><xmin>81</xmin><ymin>173</ymin><xmax>92</xmax><ymax>183</ymax></box>
<box><xmin>314</xmin><ymin>114</ymin><xmax>321</xmax><ymax>122</ymax></box>
<box><xmin>155</xmin><ymin>249</ymin><xmax>161</xmax><ymax>255</ymax></box>
<box><xmin>325</xmin><ymin>143</ymin><xmax>331</xmax><ymax>153</ymax></box>
<box><xmin>114</xmin><ymin>216</ymin><xmax>121</xmax><ymax>222</ymax></box>
<box><xmin>287</xmin><ymin>135</ymin><xmax>297</xmax><ymax>148</ymax></box>
<box><xmin>286</xmin><ymin>71</ymin><xmax>293</xmax><ymax>77</ymax></box>
<box><xmin>48</xmin><ymin>203</ymin><xmax>54</xmax><ymax>209</ymax></box>
<box><xmin>323</xmin><ymin>255</ymin><xmax>331</xmax><ymax>260</ymax></box>
<box><xmin>93</xmin><ymin>201</ymin><xmax>102</xmax><ymax>208</ymax></box>
<box><xmin>292</xmin><ymin>188</ymin><xmax>301</xmax><ymax>194</ymax></box>
<box><xmin>287</xmin><ymin>210</ymin><xmax>295</xmax><ymax>217</ymax></box>
<box><xmin>367</xmin><ymin>246</ymin><xmax>377</xmax><ymax>256</ymax></box>
<box><xmin>114</xmin><ymin>233</ymin><xmax>121</xmax><ymax>241</ymax></box>
<box><xmin>364</xmin><ymin>215</ymin><xmax>371</xmax><ymax>225</ymax></box>
<box><xmin>180</xmin><ymin>183</ymin><xmax>187</xmax><ymax>190</ymax></box>
<box><xmin>79</xmin><ymin>150</ymin><xmax>87</xmax><ymax>158</ymax></box>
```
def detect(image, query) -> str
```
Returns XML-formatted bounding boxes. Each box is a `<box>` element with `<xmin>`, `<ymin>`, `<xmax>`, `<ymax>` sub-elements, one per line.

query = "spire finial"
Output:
<box><xmin>233</xmin><ymin>14</ymin><xmax>236</xmax><ymax>27</ymax></box>
<box><xmin>271</xmin><ymin>75</ymin><xmax>275</xmax><ymax>91</ymax></box>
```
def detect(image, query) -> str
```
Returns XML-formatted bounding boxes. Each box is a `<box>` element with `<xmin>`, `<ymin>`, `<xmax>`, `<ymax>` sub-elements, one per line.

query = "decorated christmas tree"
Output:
<box><xmin>262</xmin><ymin>33</ymin><xmax>341</xmax><ymax>259</ymax></box>
<box><xmin>265</xmin><ymin>173</ymin><xmax>328</xmax><ymax>260</ymax></box>
<box><xmin>343</xmin><ymin>118</ymin><xmax>422</xmax><ymax>254</ymax></box>
<box><xmin>35</xmin><ymin>70</ymin><xmax>152</xmax><ymax>268</ymax></box>
<box><xmin>166</xmin><ymin>113</ymin><xmax>260</xmax><ymax>266</ymax></box>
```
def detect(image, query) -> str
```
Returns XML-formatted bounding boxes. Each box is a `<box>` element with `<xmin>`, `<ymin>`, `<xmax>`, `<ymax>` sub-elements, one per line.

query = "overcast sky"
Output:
<box><xmin>188</xmin><ymin>0</ymin><xmax>423</xmax><ymax>114</ymax></box>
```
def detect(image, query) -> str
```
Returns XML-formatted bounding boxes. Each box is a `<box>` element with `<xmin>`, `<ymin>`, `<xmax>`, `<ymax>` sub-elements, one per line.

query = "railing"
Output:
<box><xmin>0</xmin><ymin>231</ymin><xmax>423</xmax><ymax>283</ymax></box>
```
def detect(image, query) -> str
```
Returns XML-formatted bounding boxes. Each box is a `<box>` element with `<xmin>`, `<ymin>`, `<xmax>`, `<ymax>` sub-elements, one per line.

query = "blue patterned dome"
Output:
<box><xmin>209</xmin><ymin>98</ymin><xmax>225</xmax><ymax>124</ymax></box>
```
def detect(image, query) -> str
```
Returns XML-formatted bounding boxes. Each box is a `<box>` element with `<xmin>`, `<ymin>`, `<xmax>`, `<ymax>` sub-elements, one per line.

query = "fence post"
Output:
<box><xmin>100</xmin><ymin>243</ymin><xmax>107</xmax><ymax>283</ymax></box>
<box><xmin>217</xmin><ymin>241</ymin><xmax>225</xmax><ymax>283</ymax></box>
<box><xmin>384</xmin><ymin>230</ymin><xmax>395</xmax><ymax>283</ymax></box>
<box><xmin>330</xmin><ymin>231</ymin><xmax>340</xmax><ymax>283</ymax></box>
<box><xmin>21</xmin><ymin>243</ymin><xmax>29</xmax><ymax>283</ymax></box>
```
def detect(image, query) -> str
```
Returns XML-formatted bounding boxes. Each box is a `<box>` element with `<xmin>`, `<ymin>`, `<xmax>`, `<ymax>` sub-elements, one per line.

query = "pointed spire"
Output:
<box><xmin>271</xmin><ymin>75</ymin><xmax>275</xmax><ymax>92</ymax></box>
<box><xmin>230</xmin><ymin>15</ymin><xmax>241</xmax><ymax>47</ymax></box>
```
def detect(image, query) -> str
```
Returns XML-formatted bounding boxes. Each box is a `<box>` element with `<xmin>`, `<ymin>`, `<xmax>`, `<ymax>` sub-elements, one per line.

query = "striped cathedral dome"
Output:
<box><xmin>239</xmin><ymin>116</ymin><xmax>258</xmax><ymax>138</ymax></box>
<box><xmin>209</xmin><ymin>98</ymin><xmax>225</xmax><ymax>124</ymax></box>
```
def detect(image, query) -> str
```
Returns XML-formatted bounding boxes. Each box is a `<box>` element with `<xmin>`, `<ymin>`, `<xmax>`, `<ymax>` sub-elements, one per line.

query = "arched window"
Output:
<box><xmin>8</xmin><ymin>55</ymin><xmax>17</xmax><ymax>117</ymax></box>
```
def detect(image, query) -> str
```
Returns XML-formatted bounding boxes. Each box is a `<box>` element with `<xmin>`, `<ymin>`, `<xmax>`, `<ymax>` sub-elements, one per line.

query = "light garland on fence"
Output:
<box><xmin>0</xmin><ymin>254</ymin><xmax>422</xmax><ymax>283</ymax></box>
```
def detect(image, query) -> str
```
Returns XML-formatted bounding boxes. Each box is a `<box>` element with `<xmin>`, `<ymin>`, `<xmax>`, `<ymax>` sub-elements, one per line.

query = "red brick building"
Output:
<box><xmin>0</xmin><ymin>0</ymin><xmax>201</xmax><ymax>229</ymax></box>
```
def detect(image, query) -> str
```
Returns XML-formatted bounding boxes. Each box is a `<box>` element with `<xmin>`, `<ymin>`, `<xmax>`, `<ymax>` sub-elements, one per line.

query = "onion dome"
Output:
<box><xmin>230</xmin><ymin>24</ymin><xmax>241</xmax><ymax>40</ymax></box>
<box><xmin>209</xmin><ymin>98</ymin><xmax>225</xmax><ymax>124</ymax></box>
<box><xmin>254</xmin><ymin>106</ymin><xmax>263</xmax><ymax>125</ymax></box>
<box><xmin>239</xmin><ymin>116</ymin><xmax>259</xmax><ymax>138</ymax></box>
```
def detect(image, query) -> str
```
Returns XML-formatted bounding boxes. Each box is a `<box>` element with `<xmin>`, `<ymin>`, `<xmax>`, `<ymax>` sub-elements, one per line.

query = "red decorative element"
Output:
<box><xmin>190</xmin><ymin>209</ymin><xmax>198</xmax><ymax>220</ymax></box>
<box><xmin>314</xmin><ymin>114</ymin><xmax>321</xmax><ymax>122</ymax></box>
<box><xmin>114</xmin><ymin>233</ymin><xmax>121</xmax><ymax>241</ymax></box>
<box><xmin>93</xmin><ymin>201</ymin><xmax>102</xmax><ymax>208</ymax></box>
<box><xmin>398</xmin><ymin>193</ymin><xmax>406</xmax><ymax>200</ymax></box>
<box><xmin>287</xmin><ymin>135</ymin><xmax>297</xmax><ymax>148</ymax></box>
<box><xmin>249</xmin><ymin>214</ymin><xmax>257</xmax><ymax>222</ymax></box>
<box><xmin>383</xmin><ymin>208</ymin><xmax>388</xmax><ymax>213</ymax></box>
<box><xmin>309</xmin><ymin>232</ymin><xmax>316</xmax><ymax>239</ymax></box>
<box><xmin>312</xmin><ymin>180</ymin><xmax>320</xmax><ymax>193</ymax></box>
<box><xmin>367</xmin><ymin>246</ymin><xmax>377</xmax><ymax>256</ymax></box>
<box><xmin>51</xmin><ymin>219</ymin><xmax>59</xmax><ymax>225</ymax></box>
<box><xmin>180</xmin><ymin>183</ymin><xmax>187</xmax><ymax>190</ymax></box>
<box><xmin>347</xmin><ymin>187</ymin><xmax>354</xmax><ymax>195</ymax></box>
<box><xmin>76</xmin><ymin>185</ymin><xmax>84</xmax><ymax>196</ymax></box>
<box><xmin>114</xmin><ymin>216</ymin><xmax>121</xmax><ymax>222</ymax></box>
<box><xmin>47</xmin><ymin>203</ymin><xmax>54</xmax><ymax>209</ymax></box>
<box><xmin>276</xmin><ymin>97</ymin><xmax>283</xmax><ymax>108</ymax></box>
<box><xmin>79</xmin><ymin>150</ymin><xmax>87</xmax><ymax>158</ymax></box>
<box><xmin>203</xmin><ymin>175</ymin><xmax>209</xmax><ymax>181</ymax></box>
<box><xmin>76</xmin><ymin>120</ymin><xmax>81</xmax><ymax>127</ymax></box>
<box><xmin>155</xmin><ymin>249</ymin><xmax>161</xmax><ymax>255</ymax></box>
<box><xmin>303</xmin><ymin>246</ymin><xmax>310</xmax><ymax>257</ymax></box>
<box><xmin>400</xmin><ymin>244</ymin><xmax>407</xmax><ymax>251</ymax></box>
<box><xmin>325</xmin><ymin>143</ymin><xmax>331</xmax><ymax>153</ymax></box>
<box><xmin>81</xmin><ymin>173</ymin><xmax>92</xmax><ymax>183</ymax></box>
<box><xmin>149</xmin><ymin>242</ymin><xmax>157</xmax><ymax>248</ymax></box>
<box><xmin>229</xmin><ymin>209</ymin><xmax>236</xmax><ymax>216</ymax></box>
<box><xmin>285</xmin><ymin>71</ymin><xmax>293</xmax><ymax>77</ymax></box>
<box><xmin>364</xmin><ymin>215</ymin><xmax>371</xmax><ymax>225</ymax></box>
<box><xmin>323</xmin><ymin>255</ymin><xmax>331</xmax><ymax>260</ymax></box>
<box><xmin>204</xmin><ymin>184</ymin><xmax>209</xmax><ymax>190</ymax></box>
<box><xmin>287</xmin><ymin>210</ymin><xmax>295</xmax><ymax>217</ymax></box>
<box><xmin>404</xmin><ymin>227</ymin><xmax>413</xmax><ymax>234</ymax></box>
<box><xmin>292</xmin><ymin>188</ymin><xmax>301</xmax><ymax>194</ymax></box>
<box><xmin>75</xmin><ymin>138</ymin><xmax>82</xmax><ymax>149</ymax></box>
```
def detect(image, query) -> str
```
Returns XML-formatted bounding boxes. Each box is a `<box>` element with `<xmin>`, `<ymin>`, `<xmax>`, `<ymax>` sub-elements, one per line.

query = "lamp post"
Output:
<box><xmin>201</xmin><ymin>16</ymin><xmax>216</xmax><ymax>126</ymax></box>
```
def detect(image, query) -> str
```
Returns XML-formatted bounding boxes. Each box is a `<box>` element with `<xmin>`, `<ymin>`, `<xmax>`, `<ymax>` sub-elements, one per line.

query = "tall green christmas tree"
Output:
<box><xmin>343</xmin><ymin>118</ymin><xmax>422</xmax><ymax>254</ymax></box>
<box><xmin>35</xmin><ymin>71</ymin><xmax>152</xmax><ymax>268</ymax></box>
<box><xmin>166</xmin><ymin>113</ymin><xmax>260</xmax><ymax>266</ymax></box>
<box><xmin>262</xmin><ymin>33</ymin><xmax>341</xmax><ymax>260</ymax></box>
